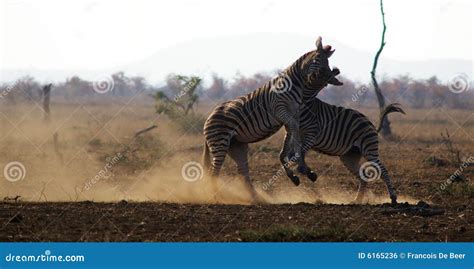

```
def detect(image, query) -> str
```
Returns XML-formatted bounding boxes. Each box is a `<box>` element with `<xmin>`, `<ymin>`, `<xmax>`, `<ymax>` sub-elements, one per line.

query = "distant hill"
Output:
<box><xmin>1</xmin><ymin>33</ymin><xmax>471</xmax><ymax>84</ymax></box>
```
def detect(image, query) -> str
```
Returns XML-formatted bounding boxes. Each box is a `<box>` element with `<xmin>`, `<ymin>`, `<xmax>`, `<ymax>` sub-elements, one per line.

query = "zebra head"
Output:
<box><xmin>301</xmin><ymin>37</ymin><xmax>343</xmax><ymax>95</ymax></box>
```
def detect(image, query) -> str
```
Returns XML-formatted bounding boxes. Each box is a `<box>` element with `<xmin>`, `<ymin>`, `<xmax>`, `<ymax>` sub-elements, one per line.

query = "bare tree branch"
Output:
<box><xmin>134</xmin><ymin>125</ymin><xmax>157</xmax><ymax>137</ymax></box>
<box><xmin>371</xmin><ymin>0</ymin><xmax>392</xmax><ymax>137</ymax></box>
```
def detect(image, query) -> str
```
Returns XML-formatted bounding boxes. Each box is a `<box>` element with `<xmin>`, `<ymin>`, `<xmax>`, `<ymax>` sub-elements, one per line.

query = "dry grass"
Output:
<box><xmin>0</xmin><ymin>96</ymin><xmax>473</xmax><ymax>207</ymax></box>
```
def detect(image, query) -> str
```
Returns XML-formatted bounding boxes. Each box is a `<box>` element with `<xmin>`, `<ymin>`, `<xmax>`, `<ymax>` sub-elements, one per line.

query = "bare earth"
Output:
<box><xmin>0</xmin><ymin>200</ymin><xmax>471</xmax><ymax>242</ymax></box>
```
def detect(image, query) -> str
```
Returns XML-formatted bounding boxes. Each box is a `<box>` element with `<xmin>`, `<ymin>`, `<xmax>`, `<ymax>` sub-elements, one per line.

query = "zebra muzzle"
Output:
<box><xmin>327</xmin><ymin>67</ymin><xmax>343</xmax><ymax>86</ymax></box>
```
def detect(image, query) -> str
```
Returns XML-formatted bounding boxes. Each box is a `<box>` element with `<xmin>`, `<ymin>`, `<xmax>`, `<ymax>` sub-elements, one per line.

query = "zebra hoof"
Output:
<box><xmin>390</xmin><ymin>197</ymin><xmax>398</xmax><ymax>205</ymax></box>
<box><xmin>307</xmin><ymin>171</ymin><xmax>318</xmax><ymax>182</ymax></box>
<box><xmin>290</xmin><ymin>175</ymin><xmax>300</xmax><ymax>186</ymax></box>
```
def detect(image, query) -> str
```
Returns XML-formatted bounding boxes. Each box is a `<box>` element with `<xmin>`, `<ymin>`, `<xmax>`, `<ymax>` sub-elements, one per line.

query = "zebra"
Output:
<box><xmin>280</xmin><ymin>98</ymin><xmax>405</xmax><ymax>204</ymax></box>
<box><xmin>202</xmin><ymin>37</ymin><xmax>343</xmax><ymax>203</ymax></box>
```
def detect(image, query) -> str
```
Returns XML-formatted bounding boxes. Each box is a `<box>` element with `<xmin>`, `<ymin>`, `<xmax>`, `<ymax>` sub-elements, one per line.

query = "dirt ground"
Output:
<box><xmin>0</xmin><ymin>200</ymin><xmax>471</xmax><ymax>242</ymax></box>
<box><xmin>0</xmin><ymin>100</ymin><xmax>473</xmax><ymax>242</ymax></box>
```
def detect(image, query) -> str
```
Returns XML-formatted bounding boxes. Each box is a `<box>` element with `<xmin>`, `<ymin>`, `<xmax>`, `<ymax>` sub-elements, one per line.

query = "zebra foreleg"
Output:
<box><xmin>296</xmin><ymin>157</ymin><xmax>318</xmax><ymax>182</ymax></box>
<box><xmin>298</xmin><ymin>145</ymin><xmax>318</xmax><ymax>182</ymax></box>
<box><xmin>283</xmin><ymin>116</ymin><xmax>319</xmax><ymax>183</ymax></box>
<box><xmin>280</xmin><ymin>134</ymin><xmax>300</xmax><ymax>186</ymax></box>
<box><xmin>296</xmin><ymin>138</ymin><xmax>318</xmax><ymax>182</ymax></box>
<box><xmin>277</xmin><ymin>109</ymin><xmax>305</xmax><ymax>180</ymax></box>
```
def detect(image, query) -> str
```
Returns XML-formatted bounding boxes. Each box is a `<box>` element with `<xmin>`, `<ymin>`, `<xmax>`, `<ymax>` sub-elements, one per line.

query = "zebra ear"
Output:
<box><xmin>323</xmin><ymin>44</ymin><xmax>335</xmax><ymax>57</ymax></box>
<box><xmin>315</xmin><ymin>36</ymin><xmax>323</xmax><ymax>51</ymax></box>
<box><xmin>327</xmin><ymin>49</ymin><xmax>335</xmax><ymax>58</ymax></box>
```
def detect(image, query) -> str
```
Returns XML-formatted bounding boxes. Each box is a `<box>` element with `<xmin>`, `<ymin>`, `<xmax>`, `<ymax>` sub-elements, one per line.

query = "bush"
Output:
<box><xmin>155</xmin><ymin>75</ymin><xmax>204</xmax><ymax>134</ymax></box>
<box><xmin>172</xmin><ymin>112</ymin><xmax>205</xmax><ymax>134</ymax></box>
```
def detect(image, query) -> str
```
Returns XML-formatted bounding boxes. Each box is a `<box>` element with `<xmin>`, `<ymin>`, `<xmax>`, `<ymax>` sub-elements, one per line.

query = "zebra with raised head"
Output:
<box><xmin>202</xmin><ymin>37</ymin><xmax>343</xmax><ymax>203</ymax></box>
<box><xmin>280</xmin><ymin>98</ymin><xmax>405</xmax><ymax>204</ymax></box>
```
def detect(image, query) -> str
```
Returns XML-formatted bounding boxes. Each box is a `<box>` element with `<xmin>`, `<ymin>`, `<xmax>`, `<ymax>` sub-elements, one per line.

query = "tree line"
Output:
<box><xmin>0</xmin><ymin>72</ymin><xmax>472</xmax><ymax>109</ymax></box>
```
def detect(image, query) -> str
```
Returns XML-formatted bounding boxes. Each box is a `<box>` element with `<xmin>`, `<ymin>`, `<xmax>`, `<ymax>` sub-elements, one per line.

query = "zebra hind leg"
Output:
<box><xmin>208</xmin><ymin>144</ymin><xmax>230</xmax><ymax>203</ymax></box>
<box><xmin>366</xmin><ymin>157</ymin><xmax>397</xmax><ymax>204</ymax></box>
<box><xmin>228</xmin><ymin>142</ymin><xmax>264</xmax><ymax>204</ymax></box>
<box><xmin>339</xmin><ymin>150</ymin><xmax>366</xmax><ymax>203</ymax></box>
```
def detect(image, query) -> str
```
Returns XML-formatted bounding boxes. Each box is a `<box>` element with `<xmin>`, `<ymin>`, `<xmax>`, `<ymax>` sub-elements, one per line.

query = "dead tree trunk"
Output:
<box><xmin>42</xmin><ymin>83</ymin><xmax>52</xmax><ymax>122</ymax></box>
<box><xmin>370</xmin><ymin>0</ymin><xmax>392</xmax><ymax>137</ymax></box>
<box><xmin>53</xmin><ymin>132</ymin><xmax>64</xmax><ymax>164</ymax></box>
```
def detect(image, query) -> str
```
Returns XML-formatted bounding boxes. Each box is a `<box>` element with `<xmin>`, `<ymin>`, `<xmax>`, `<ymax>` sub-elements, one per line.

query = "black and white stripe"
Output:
<box><xmin>281</xmin><ymin>98</ymin><xmax>405</xmax><ymax>204</ymax></box>
<box><xmin>202</xmin><ymin>37</ymin><xmax>342</xmax><ymax>203</ymax></box>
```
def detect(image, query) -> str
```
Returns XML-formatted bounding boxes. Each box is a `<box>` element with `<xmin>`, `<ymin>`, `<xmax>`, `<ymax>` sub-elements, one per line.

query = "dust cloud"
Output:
<box><xmin>0</xmin><ymin>147</ymin><xmax>420</xmax><ymax>205</ymax></box>
<box><xmin>0</xmin><ymin>107</ymin><xmax>420</xmax><ymax>205</ymax></box>
<box><xmin>0</xmin><ymin>149</ymin><xmax>420</xmax><ymax>205</ymax></box>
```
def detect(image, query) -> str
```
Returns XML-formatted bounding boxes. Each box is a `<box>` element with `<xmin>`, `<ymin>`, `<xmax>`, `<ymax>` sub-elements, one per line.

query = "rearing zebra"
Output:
<box><xmin>202</xmin><ymin>37</ymin><xmax>343</xmax><ymax>203</ymax></box>
<box><xmin>280</xmin><ymin>98</ymin><xmax>405</xmax><ymax>204</ymax></box>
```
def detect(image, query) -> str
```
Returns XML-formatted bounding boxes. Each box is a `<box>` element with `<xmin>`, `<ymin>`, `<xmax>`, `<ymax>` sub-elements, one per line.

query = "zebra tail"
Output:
<box><xmin>376</xmin><ymin>103</ymin><xmax>406</xmax><ymax>133</ymax></box>
<box><xmin>202</xmin><ymin>142</ymin><xmax>211</xmax><ymax>170</ymax></box>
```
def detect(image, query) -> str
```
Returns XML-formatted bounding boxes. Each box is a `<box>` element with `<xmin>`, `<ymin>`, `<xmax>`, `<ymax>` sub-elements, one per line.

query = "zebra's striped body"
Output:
<box><xmin>206</xmin><ymin>85</ymin><xmax>289</xmax><ymax>145</ymax></box>
<box><xmin>281</xmin><ymin>98</ymin><xmax>405</xmax><ymax>204</ymax></box>
<box><xmin>302</xmin><ymin>99</ymin><xmax>379</xmax><ymax>157</ymax></box>
<box><xmin>202</xmin><ymin>37</ymin><xmax>342</xmax><ymax>203</ymax></box>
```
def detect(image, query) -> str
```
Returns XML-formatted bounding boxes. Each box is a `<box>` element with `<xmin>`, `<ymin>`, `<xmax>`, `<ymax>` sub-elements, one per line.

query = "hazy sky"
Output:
<box><xmin>1</xmin><ymin>0</ymin><xmax>472</xmax><ymax>72</ymax></box>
